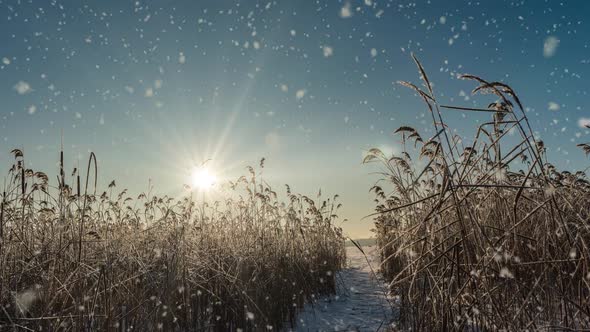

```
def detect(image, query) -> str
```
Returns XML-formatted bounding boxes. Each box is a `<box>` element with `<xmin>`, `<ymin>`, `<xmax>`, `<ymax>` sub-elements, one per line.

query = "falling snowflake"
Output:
<box><xmin>14</xmin><ymin>287</ymin><xmax>39</xmax><ymax>314</ymax></box>
<box><xmin>543</xmin><ymin>36</ymin><xmax>559</xmax><ymax>58</ymax></box>
<box><xmin>499</xmin><ymin>267</ymin><xmax>514</xmax><ymax>278</ymax></box>
<box><xmin>296</xmin><ymin>89</ymin><xmax>306</xmax><ymax>99</ymax></box>
<box><xmin>578</xmin><ymin>118</ymin><xmax>590</xmax><ymax>128</ymax></box>
<box><xmin>548</xmin><ymin>102</ymin><xmax>560</xmax><ymax>111</ymax></box>
<box><xmin>340</xmin><ymin>3</ymin><xmax>352</xmax><ymax>18</ymax></box>
<box><xmin>14</xmin><ymin>81</ymin><xmax>32</xmax><ymax>95</ymax></box>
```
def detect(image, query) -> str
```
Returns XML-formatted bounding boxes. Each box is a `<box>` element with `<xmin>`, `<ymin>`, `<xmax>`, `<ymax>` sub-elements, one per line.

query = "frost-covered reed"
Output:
<box><xmin>368</xmin><ymin>55</ymin><xmax>590</xmax><ymax>331</ymax></box>
<box><xmin>0</xmin><ymin>153</ymin><xmax>345</xmax><ymax>331</ymax></box>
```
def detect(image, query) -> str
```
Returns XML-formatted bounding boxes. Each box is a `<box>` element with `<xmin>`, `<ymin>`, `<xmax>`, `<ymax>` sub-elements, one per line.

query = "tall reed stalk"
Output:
<box><xmin>368</xmin><ymin>56</ymin><xmax>590</xmax><ymax>331</ymax></box>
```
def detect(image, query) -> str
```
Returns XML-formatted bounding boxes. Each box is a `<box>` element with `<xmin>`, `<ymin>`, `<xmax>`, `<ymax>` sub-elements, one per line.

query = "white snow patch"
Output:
<box><xmin>286</xmin><ymin>246</ymin><xmax>396</xmax><ymax>331</ymax></box>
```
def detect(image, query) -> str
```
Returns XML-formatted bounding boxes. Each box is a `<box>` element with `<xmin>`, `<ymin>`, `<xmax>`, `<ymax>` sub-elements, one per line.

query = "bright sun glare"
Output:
<box><xmin>191</xmin><ymin>167</ymin><xmax>217</xmax><ymax>190</ymax></box>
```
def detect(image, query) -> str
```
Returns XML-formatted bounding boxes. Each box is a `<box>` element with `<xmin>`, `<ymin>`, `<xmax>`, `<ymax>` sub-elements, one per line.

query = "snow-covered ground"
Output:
<box><xmin>285</xmin><ymin>245</ymin><xmax>397</xmax><ymax>331</ymax></box>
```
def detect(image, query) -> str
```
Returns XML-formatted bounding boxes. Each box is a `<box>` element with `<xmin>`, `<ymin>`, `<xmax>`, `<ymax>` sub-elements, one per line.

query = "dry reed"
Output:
<box><xmin>0</xmin><ymin>152</ymin><xmax>345</xmax><ymax>331</ymax></box>
<box><xmin>367</xmin><ymin>55</ymin><xmax>590</xmax><ymax>331</ymax></box>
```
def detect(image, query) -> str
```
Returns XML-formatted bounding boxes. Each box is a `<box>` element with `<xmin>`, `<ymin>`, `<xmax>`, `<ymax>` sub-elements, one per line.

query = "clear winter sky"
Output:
<box><xmin>1</xmin><ymin>0</ymin><xmax>589</xmax><ymax>238</ymax></box>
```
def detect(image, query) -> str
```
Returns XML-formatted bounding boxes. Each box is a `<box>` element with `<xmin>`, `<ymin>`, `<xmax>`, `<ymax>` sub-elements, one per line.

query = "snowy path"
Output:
<box><xmin>286</xmin><ymin>246</ymin><xmax>396</xmax><ymax>332</ymax></box>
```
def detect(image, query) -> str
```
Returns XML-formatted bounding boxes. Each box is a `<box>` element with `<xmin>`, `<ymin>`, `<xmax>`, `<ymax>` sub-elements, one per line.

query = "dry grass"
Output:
<box><xmin>367</xmin><ymin>55</ymin><xmax>590</xmax><ymax>331</ymax></box>
<box><xmin>0</xmin><ymin>152</ymin><xmax>345</xmax><ymax>331</ymax></box>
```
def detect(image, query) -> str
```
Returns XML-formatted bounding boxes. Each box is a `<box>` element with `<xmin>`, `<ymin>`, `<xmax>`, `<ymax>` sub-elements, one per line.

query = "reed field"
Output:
<box><xmin>1</xmin><ymin>1</ymin><xmax>588</xmax><ymax>331</ymax></box>
<box><xmin>368</xmin><ymin>56</ymin><xmax>590</xmax><ymax>331</ymax></box>
<box><xmin>0</xmin><ymin>153</ymin><xmax>346</xmax><ymax>331</ymax></box>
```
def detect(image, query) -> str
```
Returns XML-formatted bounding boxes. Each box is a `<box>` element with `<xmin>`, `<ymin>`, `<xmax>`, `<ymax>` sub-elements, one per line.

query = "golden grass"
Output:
<box><xmin>0</xmin><ymin>153</ymin><xmax>345</xmax><ymax>331</ymax></box>
<box><xmin>367</xmin><ymin>55</ymin><xmax>590</xmax><ymax>331</ymax></box>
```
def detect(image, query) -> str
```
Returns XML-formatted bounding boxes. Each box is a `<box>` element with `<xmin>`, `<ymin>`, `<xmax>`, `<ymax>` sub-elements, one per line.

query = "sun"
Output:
<box><xmin>190</xmin><ymin>167</ymin><xmax>217</xmax><ymax>190</ymax></box>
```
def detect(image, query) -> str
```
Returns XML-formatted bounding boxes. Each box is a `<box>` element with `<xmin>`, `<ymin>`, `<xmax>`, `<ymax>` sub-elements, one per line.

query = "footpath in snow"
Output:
<box><xmin>286</xmin><ymin>245</ymin><xmax>396</xmax><ymax>332</ymax></box>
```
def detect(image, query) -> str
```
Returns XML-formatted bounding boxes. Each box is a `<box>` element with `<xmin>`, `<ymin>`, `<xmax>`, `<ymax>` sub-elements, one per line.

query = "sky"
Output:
<box><xmin>1</xmin><ymin>0</ymin><xmax>589</xmax><ymax>238</ymax></box>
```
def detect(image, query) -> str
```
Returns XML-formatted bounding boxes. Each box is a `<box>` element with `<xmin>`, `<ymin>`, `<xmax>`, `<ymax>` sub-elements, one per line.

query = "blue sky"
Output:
<box><xmin>1</xmin><ymin>0</ymin><xmax>589</xmax><ymax>237</ymax></box>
